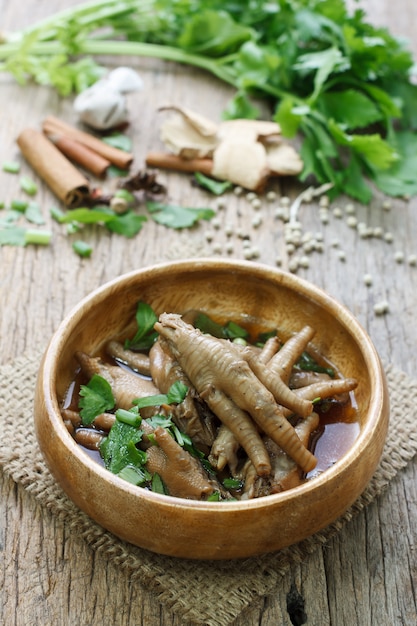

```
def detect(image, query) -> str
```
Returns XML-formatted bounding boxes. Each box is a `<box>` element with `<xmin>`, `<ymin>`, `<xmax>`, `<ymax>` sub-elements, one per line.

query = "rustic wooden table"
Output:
<box><xmin>1</xmin><ymin>1</ymin><xmax>416</xmax><ymax>624</ymax></box>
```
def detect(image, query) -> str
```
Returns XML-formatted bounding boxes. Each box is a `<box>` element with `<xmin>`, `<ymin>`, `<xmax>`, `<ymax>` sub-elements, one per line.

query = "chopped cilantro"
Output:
<box><xmin>19</xmin><ymin>176</ymin><xmax>38</xmax><ymax>196</ymax></box>
<box><xmin>100</xmin><ymin>421</ymin><xmax>144</xmax><ymax>474</ymax></box>
<box><xmin>2</xmin><ymin>161</ymin><xmax>20</xmax><ymax>174</ymax></box>
<box><xmin>72</xmin><ymin>240</ymin><xmax>93</xmax><ymax>258</ymax></box>
<box><xmin>125</xmin><ymin>301</ymin><xmax>158</xmax><ymax>351</ymax></box>
<box><xmin>133</xmin><ymin>380</ymin><xmax>188</xmax><ymax>410</ymax></box>
<box><xmin>151</xmin><ymin>473</ymin><xmax>167</xmax><ymax>494</ymax></box>
<box><xmin>79</xmin><ymin>374</ymin><xmax>115</xmax><ymax>425</ymax></box>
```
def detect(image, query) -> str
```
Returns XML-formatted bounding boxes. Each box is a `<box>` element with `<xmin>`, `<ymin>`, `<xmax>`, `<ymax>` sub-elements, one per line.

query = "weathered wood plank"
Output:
<box><xmin>0</xmin><ymin>1</ymin><xmax>416</xmax><ymax>624</ymax></box>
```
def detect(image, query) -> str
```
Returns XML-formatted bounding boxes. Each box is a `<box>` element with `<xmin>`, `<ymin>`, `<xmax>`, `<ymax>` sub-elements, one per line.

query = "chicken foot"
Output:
<box><xmin>155</xmin><ymin>313</ymin><xmax>317</xmax><ymax>474</ymax></box>
<box><xmin>146</xmin><ymin>426</ymin><xmax>217</xmax><ymax>500</ymax></box>
<box><xmin>75</xmin><ymin>352</ymin><xmax>160</xmax><ymax>417</ymax></box>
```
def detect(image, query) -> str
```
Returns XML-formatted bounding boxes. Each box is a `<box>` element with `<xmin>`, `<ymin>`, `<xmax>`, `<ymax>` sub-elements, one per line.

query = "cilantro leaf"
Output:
<box><xmin>25</xmin><ymin>201</ymin><xmax>45</xmax><ymax>225</ymax></box>
<box><xmin>0</xmin><ymin>226</ymin><xmax>26</xmax><ymax>246</ymax></box>
<box><xmin>133</xmin><ymin>380</ymin><xmax>188</xmax><ymax>410</ymax></box>
<box><xmin>146</xmin><ymin>201</ymin><xmax>215</xmax><ymax>229</ymax></box>
<box><xmin>58</xmin><ymin>206</ymin><xmax>147</xmax><ymax>238</ymax></box>
<box><xmin>79</xmin><ymin>374</ymin><xmax>115</xmax><ymax>425</ymax></box>
<box><xmin>105</xmin><ymin>211</ymin><xmax>147</xmax><ymax>237</ymax></box>
<box><xmin>125</xmin><ymin>301</ymin><xmax>158</xmax><ymax>351</ymax></box>
<box><xmin>100</xmin><ymin>421</ymin><xmax>144</xmax><ymax>474</ymax></box>
<box><xmin>372</xmin><ymin>130</ymin><xmax>417</xmax><ymax>197</ymax></box>
<box><xmin>194</xmin><ymin>172</ymin><xmax>233</xmax><ymax>195</ymax></box>
<box><xmin>102</xmin><ymin>133</ymin><xmax>132</xmax><ymax>152</ymax></box>
<box><xmin>178</xmin><ymin>9</ymin><xmax>253</xmax><ymax>57</ymax></box>
<box><xmin>320</xmin><ymin>88</ymin><xmax>384</xmax><ymax>129</ymax></box>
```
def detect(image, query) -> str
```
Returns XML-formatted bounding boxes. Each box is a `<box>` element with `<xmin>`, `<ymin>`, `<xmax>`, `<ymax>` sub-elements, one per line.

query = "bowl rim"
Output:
<box><xmin>39</xmin><ymin>257</ymin><xmax>387</xmax><ymax>512</ymax></box>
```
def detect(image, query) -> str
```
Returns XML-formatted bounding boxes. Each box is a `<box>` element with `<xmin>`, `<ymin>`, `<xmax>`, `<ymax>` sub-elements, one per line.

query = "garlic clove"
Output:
<box><xmin>106</xmin><ymin>67</ymin><xmax>144</xmax><ymax>93</ymax></box>
<box><xmin>74</xmin><ymin>83</ymin><xmax>128</xmax><ymax>130</ymax></box>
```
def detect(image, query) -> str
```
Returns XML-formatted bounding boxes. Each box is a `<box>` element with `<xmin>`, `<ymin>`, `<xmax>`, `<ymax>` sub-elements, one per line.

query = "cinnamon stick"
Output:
<box><xmin>43</xmin><ymin>115</ymin><xmax>133</xmax><ymax>170</ymax></box>
<box><xmin>49</xmin><ymin>134</ymin><xmax>111</xmax><ymax>178</ymax></box>
<box><xmin>145</xmin><ymin>152</ymin><xmax>214</xmax><ymax>176</ymax></box>
<box><xmin>17</xmin><ymin>128</ymin><xmax>90</xmax><ymax>207</ymax></box>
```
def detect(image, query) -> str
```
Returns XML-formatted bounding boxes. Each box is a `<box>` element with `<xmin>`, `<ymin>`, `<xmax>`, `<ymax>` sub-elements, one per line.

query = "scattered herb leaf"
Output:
<box><xmin>146</xmin><ymin>200</ymin><xmax>215</xmax><ymax>229</ymax></box>
<box><xmin>102</xmin><ymin>133</ymin><xmax>132</xmax><ymax>152</ymax></box>
<box><xmin>194</xmin><ymin>172</ymin><xmax>233</xmax><ymax>195</ymax></box>
<box><xmin>25</xmin><ymin>201</ymin><xmax>45</xmax><ymax>225</ymax></box>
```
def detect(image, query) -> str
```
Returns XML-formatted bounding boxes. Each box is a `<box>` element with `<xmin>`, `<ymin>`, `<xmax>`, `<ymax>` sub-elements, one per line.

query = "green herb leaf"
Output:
<box><xmin>207</xmin><ymin>491</ymin><xmax>221</xmax><ymax>501</ymax></box>
<box><xmin>320</xmin><ymin>88</ymin><xmax>384</xmax><ymax>130</ymax></box>
<box><xmin>223</xmin><ymin>477</ymin><xmax>243</xmax><ymax>490</ymax></box>
<box><xmin>193</xmin><ymin>312</ymin><xmax>227</xmax><ymax>338</ymax></box>
<box><xmin>0</xmin><ymin>226</ymin><xmax>26</xmax><ymax>246</ymax></box>
<box><xmin>178</xmin><ymin>10</ymin><xmax>253</xmax><ymax>57</ymax></box>
<box><xmin>133</xmin><ymin>381</ymin><xmax>188</xmax><ymax>410</ymax></box>
<box><xmin>146</xmin><ymin>201</ymin><xmax>215</xmax><ymax>229</ymax></box>
<box><xmin>105</xmin><ymin>210</ymin><xmax>147</xmax><ymax>237</ymax></box>
<box><xmin>372</xmin><ymin>131</ymin><xmax>417</xmax><ymax>197</ymax></box>
<box><xmin>25</xmin><ymin>201</ymin><xmax>45</xmax><ymax>225</ymax></box>
<box><xmin>125</xmin><ymin>300</ymin><xmax>158</xmax><ymax>351</ymax></box>
<box><xmin>79</xmin><ymin>374</ymin><xmax>115</xmax><ymax>425</ymax></box>
<box><xmin>224</xmin><ymin>320</ymin><xmax>249</xmax><ymax>340</ymax></box>
<box><xmin>117</xmin><ymin>464</ymin><xmax>149</xmax><ymax>486</ymax></box>
<box><xmin>151</xmin><ymin>473</ymin><xmax>167</xmax><ymax>494</ymax></box>
<box><xmin>297</xmin><ymin>352</ymin><xmax>335</xmax><ymax>377</ymax></box>
<box><xmin>194</xmin><ymin>172</ymin><xmax>233</xmax><ymax>195</ymax></box>
<box><xmin>102</xmin><ymin>133</ymin><xmax>132</xmax><ymax>152</ymax></box>
<box><xmin>222</xmin><ymin>90</ymin><xmax>260</xmax><ymax>121</ymax></box>
<box><xmin>100</xmin><ymin>421</ymin><xmax>144</xmax><ymax>474</ymax></box>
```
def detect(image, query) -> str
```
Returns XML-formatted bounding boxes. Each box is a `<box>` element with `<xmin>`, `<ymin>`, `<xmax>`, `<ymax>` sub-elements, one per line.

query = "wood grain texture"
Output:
<box><xmin>1</xmin><ymin>0</ymin><xmax>417</xmax><ymax>624</ymax></box>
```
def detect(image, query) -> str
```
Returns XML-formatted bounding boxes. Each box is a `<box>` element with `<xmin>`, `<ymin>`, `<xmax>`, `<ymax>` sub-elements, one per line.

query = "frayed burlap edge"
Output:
<box><xmin>0</xmin><ymin>354</ymin><xmax>416</xmax><ymax>626</ymax></box>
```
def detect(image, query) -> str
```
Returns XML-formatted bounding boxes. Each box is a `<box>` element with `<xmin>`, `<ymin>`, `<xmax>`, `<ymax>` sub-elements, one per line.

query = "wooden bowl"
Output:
<box><xmin>34</xmin><ymin>259</ymin><xmax>389</xmax><ymax>560</ymax></box>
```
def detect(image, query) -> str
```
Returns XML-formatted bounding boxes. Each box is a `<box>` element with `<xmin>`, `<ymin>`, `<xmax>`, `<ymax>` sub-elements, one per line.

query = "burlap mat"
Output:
<box><xmin>1</xmin><ymin>354</ymin><xmax>417</xmax><ymax>626</ymax></box>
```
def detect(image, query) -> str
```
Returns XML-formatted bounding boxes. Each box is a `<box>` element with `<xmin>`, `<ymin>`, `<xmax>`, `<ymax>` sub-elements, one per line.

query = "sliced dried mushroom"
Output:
<box><xmin>155</xmin><ymin>105</ymin><xmax>303</xmax><ymax>188</ymax></box>
<box><xmin>212</xmin><ymin>139</ymin><xmax>269</xmax><ymax>191</ymax></box>
<box><xmin>266</xmin><ymin>143</ymin><xmax>304</xmax><ymax>176</ymax></box>
<box><xmin>218</xmin><ymin>119</ymin><xmax>282</xmax><ymax>144</ymax></box>
<box><xmin>159</xmin><ymin>105</ymin><xmax>218</xmax><ymax>136</ymax></box>
<box><xmin>159</xmin><ymin>105</ymin><xmax>218</xmax><ymax>159</ymax></box>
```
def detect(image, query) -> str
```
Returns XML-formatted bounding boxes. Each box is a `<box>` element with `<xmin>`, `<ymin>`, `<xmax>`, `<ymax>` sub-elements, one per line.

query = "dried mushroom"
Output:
<box><xmin>212</xmin><ymin>139</ymin><xmax>269</xmax><ymax>191</ymax></box>
<box><xmin>152</xmin><ymin>105</ymin><xmax>303</xmax><ymax>190</ymax></box>
<box><xmin>266</xmin><ymin>143</ymin><xmax>304</xmax><ymax>176</ymax></box>
<box><xmin>159</xmin><ymin>105</ymin><xmax>218</xmax><ymax>158</ymax></box>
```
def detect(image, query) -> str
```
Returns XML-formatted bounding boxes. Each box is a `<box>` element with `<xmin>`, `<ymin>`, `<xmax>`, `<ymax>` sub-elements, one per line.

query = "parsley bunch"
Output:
<box><xmin>2</xmin><ymin>0</ymin><xmax>417</xmax><ymax>201</ymax></box>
